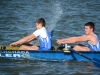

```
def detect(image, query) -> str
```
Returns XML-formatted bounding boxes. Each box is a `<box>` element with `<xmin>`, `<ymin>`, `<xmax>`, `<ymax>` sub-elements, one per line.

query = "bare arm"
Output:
<box><xmin>10</xmin><ymin>34</ymin><xmax>36</xmax><ymax>46</ymax></box>
<box><xmin>57</xmin><ymin>35</ymin><xmax>90</xmax><ymax>44</ymax></box>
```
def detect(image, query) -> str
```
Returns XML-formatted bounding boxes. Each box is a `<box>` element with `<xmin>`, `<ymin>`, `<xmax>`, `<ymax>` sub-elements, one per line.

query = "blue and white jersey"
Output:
<box><xmin>33</xmin><ymin>27</ymin><xmax>52</xmax><ymax>50</ymax></box>
<box><xmin>88</xmin><ymin>34</ymin><xmax>100</xmax><ymax>51</ymax></box>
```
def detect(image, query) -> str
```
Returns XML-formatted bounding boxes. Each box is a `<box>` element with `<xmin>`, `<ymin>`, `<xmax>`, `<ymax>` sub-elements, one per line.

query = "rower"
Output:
<box><xmin>10</xmin><ymin>18</ymin><xmax>52</xmax><ymax>51</ymax></box>
<box><xmin>57</xmin><ymin>22</ymin><xmax>100</xmax><ymax>51</ymax></box>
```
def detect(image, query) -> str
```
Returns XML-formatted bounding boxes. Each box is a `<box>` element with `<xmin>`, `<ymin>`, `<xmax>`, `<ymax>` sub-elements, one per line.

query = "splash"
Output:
<box><xmin>47</xmin><ymin>2</ymin><xmax>63</xmax><ymax>32</ymax></box>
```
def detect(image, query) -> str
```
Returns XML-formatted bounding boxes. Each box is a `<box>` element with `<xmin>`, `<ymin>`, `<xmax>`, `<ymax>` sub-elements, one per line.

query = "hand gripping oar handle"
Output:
<box><xmin>69</xmin><ymin>48</ymin><xmax>100</xmax><ymax>69</ymax></box>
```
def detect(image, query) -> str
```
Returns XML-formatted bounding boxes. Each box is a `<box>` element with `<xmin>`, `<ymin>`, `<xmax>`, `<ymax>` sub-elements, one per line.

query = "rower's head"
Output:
<box><xmin>84</xmin><ymin>22</ymin><xmax>95</xmax><ymax>34</ymax></box>
<box><xmin>35</xmin><ymin>18</ymin><xmax>45</xmax><ymax>29</ymax></box>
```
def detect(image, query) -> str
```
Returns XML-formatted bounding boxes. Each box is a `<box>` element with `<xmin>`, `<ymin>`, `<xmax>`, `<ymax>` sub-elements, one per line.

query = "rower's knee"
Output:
<box><xmin>18</xmin><ymin>45</ymin><xmax>38</xmax><ymax>50</ymax></box>
<box><xmin>73</xmin><ymin>45</ymin><xmax>80</xmax><ymax>51</ymax></box>
<box><xmin>18</xmin><ymin>45</ymin><xmax>26</xmax><ymax>50</ymax></box>
<box><xmin>73</xmin><ymin>45</ymin><xmax>90</xmax><ymax>51</ymax></box>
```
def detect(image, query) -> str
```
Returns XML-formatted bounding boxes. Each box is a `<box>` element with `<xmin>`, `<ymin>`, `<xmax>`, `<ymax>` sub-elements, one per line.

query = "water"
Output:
<box><xmin>0</xmin><ymin>0</ymin><xmax>100</xmax><ymax>74</ymax></box>
<box><xmin>0</xmin><ymin>59</ymin><xmax>100</xmax><ymax>75</ymax></box>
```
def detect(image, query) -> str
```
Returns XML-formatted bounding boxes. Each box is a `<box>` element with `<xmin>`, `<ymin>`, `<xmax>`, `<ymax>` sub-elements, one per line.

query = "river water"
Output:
<box><xmin>0</xmin><ymin>0</ymin><xmax>100</xmax><ymax>75</ymax></box>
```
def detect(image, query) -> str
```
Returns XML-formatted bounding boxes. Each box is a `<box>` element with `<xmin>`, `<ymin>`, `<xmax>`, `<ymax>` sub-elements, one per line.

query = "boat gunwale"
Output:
<box><xmin>0</xmin><ymin>49</ymin><xmax>100</xmax><ymax>53</ymax></box>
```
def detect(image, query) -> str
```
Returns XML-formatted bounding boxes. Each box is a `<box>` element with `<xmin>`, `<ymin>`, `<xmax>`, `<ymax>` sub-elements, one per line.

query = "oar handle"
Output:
<box><xmin>1</xmin><ymin>46</ymin><xmax>6</xmax><ymax>50</ymax></box>
<box><xmin>0</xmin><ymin>45</ymin><xmax>20</xmax><ymax>50</ymax></box>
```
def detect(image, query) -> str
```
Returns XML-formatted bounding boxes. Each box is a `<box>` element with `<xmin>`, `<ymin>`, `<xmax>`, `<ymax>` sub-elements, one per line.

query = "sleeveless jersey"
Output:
<box><xmin>88</xmin><ymin>34</ymin><xmax>100</xmax><ymax>51</ymax></box>
<box><xmin>33</xmin><ymin>27</ymin><xmax>52</xmax><ymax>50</ymax></box>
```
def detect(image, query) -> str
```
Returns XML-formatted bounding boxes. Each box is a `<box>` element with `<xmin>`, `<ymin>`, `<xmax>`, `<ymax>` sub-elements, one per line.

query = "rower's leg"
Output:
<box><xmin>18</xmin><ymin>45</ymin><xmax>38</xmax><ymax>50</ymax></box>
<box><xmin>73</xmin><ymin>45</ymin><xmax>90</xmax><ymax>51</ymax></box>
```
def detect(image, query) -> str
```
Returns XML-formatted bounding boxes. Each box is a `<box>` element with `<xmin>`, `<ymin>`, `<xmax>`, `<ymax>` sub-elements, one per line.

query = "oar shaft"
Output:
<box><xmin>69</xmin><ymin>48</ymin><xmax>100</xmax><ymax>69</ymax></box>
<box><xmin>70</xmin><ymin>48</ymin><xmax>92</xmax><ymax>61</ymax></box>
<box><xmin>0</xmin><ymin>45</ymin><xmax>19</xmax><ymax>50</ymax></box>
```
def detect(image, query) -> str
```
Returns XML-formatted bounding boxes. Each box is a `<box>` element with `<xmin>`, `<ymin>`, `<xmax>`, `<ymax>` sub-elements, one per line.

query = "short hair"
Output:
<box><xmin>36</xmin><ymin>18</ymin><xmax>45</xmax><ymax>27</ymax></box>
<box><xmin>85</xmin><ymin>22</ymin><xmax>95</xmax><ymax>31</ymax></box>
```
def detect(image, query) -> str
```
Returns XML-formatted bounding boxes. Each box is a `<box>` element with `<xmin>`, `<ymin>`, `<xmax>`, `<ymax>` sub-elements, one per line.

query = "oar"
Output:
<box><xmin>0</xmin><ymin>45</ymin><xmax>20</xmax><ymax>50</ymax></box>
<box><xmin>69</xmin><ymin>48</ymin><xmax>100</xmax><ymax>68</ymax></box>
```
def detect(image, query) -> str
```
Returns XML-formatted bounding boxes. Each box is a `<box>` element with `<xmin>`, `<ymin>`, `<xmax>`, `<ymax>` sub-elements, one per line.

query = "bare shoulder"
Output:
<box><xmin>84</xmin><ymin>34</ymin><xmax>93</xmax><ymax>38</ymax></box>
<box><xmin>85</xmin><ymin>34</ymin><xmax>96</xmax><ymax>41</ymax></box>
<box><xmin>81</xmin><ymin>34</ymin><xmax>92</xmax><ymax>40</ymax></box>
